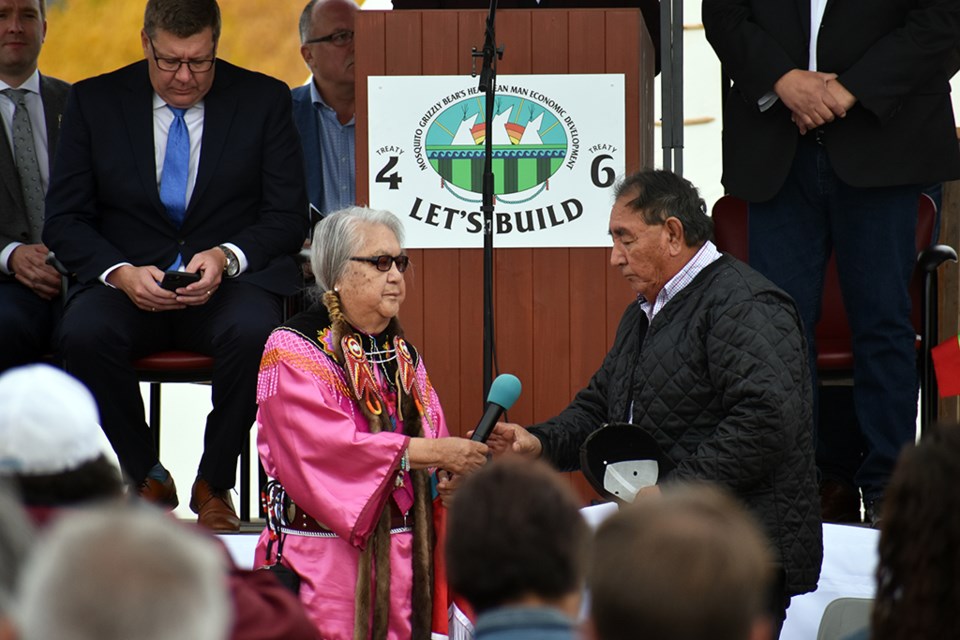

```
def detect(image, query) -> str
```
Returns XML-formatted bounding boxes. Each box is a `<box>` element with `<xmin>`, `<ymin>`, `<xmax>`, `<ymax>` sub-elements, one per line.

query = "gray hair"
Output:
<box><xmin>298</xmin><ymin>0</ymin><xmax>318</xmax><ymax>43</ymax></box>
<box><xmin>14</xmin><ymin>504</ymin><xmax>231</xmax><ymax>640</ymax></box>
<box><xmin>299</xmin><ymin>0</ymin><xmax>358</xmax><ymax>44</ymax></box>
<box><xmin>311</xmin><ymin>206</ymin><xmax>406</xmax><ymax>292</ymax></box>
<box><xmin>0</xmin><ymin>481</ymin><xmax>32</xmax><ymax>617</ymax></box>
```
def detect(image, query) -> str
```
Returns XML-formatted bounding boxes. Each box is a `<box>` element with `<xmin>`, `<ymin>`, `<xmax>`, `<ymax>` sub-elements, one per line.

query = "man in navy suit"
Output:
<box><xmin>295</xmin><ymin>0</ymin><xmax>358</xmax><ymax>220</ymax></box>
<box><xmin>43</xmin><ymin>0</ymin><xmax>308</xmax><ymax>531</ymax></box>
<box><xmin>0</xmin><ymin>0</ymin><xmax>69</xmax><ymax>373</ymax></box>
<box><xmin>703</xmin><ymin>0</ymin><xmax>960</xmax><ymax>526</ymax></box>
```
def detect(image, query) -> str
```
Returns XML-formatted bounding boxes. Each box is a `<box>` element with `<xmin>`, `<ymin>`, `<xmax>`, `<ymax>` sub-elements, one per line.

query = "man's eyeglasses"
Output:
<box><xmin>350</xmin><ymin>255</ymin><xmax>410</xmax><ymax>273</ymax></box>
<box><xmin>149</xmin><ymin>38</ymin><xmax>216</xmax><ymax>73</ymax></box>
<box><xmin>304</xmin><ymin>30</ymin><xmax>354</xmax><ymax>47</ymax></box>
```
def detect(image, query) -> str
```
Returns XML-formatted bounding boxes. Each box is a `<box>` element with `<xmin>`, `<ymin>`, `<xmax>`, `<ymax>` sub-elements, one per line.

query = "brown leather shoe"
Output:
<box><xmin>190</xmin><ymin>477</ymin><xmax>240</xmax><ymax>532</ymax></box>
<box><xmin>820</xmin><ymin>478</ymin><xmax>862</xmax><ymax>524</ymax></box>
<box><xmin>138</xmin><ymin>475</ymin><xmax>179</xmax><ymax>510</ymax></box>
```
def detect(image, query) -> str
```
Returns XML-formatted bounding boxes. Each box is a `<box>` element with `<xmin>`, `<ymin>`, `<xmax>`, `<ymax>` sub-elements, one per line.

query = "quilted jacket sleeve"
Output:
<box><xmin>528</xmin><ymin>303</ymin><xmax>644</xmax><ymax>471</ymax></box>
<box><xmin>670</xmin><ymin>293</ymin><xmax>811</xmax><ymax>491</ymax></box>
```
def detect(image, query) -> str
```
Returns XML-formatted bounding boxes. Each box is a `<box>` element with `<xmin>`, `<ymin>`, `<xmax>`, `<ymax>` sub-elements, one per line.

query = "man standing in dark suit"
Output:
<box><xmin>295</xmin><ymin>0</ymin><xmax>358</xmax><ymax>219</ymax></box>
<box><xmin>43</xmin><ymin>0</ymin><xmax>308</xmax><ymax>531</ymax></box>
<box><xmin>0</xmin><ymin>0</ymin><xmax>68</xmax><ymax>372</ymax></box>
<box><xmin>702</xmin><ymin>0</ymin><xmax>960</xmax><ymax>526</ymax></box>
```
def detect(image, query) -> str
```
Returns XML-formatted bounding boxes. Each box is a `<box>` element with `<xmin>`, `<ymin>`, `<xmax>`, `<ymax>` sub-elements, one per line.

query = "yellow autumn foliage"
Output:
<box><xmin>37</xmin><ymin>0</ymin><xmax>344</xmax><ymax>88</ymax></box>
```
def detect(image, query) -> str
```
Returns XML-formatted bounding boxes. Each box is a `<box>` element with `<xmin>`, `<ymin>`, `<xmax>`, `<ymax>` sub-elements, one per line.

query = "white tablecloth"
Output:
<box><xmin>782</xmin><ymin>523</ymin><xmax>877</xmax><ymax>639</ymax></box>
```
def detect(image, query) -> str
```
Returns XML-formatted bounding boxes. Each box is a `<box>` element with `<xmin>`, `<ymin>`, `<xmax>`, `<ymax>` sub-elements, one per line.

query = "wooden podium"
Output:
<box><xmin>355</xmin><ymin>8</ymin><xmax>655</xmax><ymax>501</ymax></box>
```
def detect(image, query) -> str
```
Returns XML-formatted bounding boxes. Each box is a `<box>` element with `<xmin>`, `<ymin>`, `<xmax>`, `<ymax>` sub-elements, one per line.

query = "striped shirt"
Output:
<box><xmin>639</xmin><ymin>240</ymin><xmax>722</xmax><ymax>322</ymax></box>
<box><xmin>310</xmin><ymin>80</ymin><xmax>356</xmax><ymax>215</ymax></box>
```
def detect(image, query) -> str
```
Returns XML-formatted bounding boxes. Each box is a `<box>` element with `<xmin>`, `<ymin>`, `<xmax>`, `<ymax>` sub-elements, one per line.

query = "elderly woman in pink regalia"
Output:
<box><xmin>254</xmin><ymin>206</ymin><xmax>488</xmax><ymax>640</ymax></box>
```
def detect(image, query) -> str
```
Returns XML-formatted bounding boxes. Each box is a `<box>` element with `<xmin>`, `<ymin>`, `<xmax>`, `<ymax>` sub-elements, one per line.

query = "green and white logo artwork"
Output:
<box><xmin>369</xmin><ymin>74</ymin><xmax>625</xmax><ymax>249</ymax></box>
<box><xmin>426</xmin><ymin>93</ymin><xmax>567</xmax><ymax>197</ymax></box>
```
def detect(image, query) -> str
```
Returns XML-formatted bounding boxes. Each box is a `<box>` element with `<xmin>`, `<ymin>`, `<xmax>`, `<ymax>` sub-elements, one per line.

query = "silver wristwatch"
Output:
<box><xmin>218</xmin><ymin>244</ymin><xmax>240</xmax><ymax>278</ymax></box>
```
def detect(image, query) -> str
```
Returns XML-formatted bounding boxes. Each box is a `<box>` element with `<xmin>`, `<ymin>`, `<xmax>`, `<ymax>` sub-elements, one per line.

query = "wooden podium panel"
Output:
<box><xmin>355</xmin><ymin>9</ymin><xmax>654</xmax><ymax>502</ymax></box>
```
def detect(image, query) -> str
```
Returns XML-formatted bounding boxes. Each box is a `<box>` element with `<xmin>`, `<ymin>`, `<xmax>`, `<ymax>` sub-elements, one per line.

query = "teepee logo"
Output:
<box><xmin>368</xmin><ymin>73</ymin><xmax>624</xmax><ymax>248</ymax></box>
<box><xmin>424</xmin><ymin>93</ymin><xmax>569</xmax><ymax>200</ymax></box>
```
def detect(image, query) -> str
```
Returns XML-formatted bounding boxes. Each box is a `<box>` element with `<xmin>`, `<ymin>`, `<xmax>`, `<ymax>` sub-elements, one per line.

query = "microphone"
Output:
<box><xmin>471</xmin><ymin>374</ymin><xmax>522</xmax><ymax>442</ymax></box>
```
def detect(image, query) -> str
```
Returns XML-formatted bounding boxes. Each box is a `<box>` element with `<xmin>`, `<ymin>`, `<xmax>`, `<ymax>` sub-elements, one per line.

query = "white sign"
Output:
<box><xmin>368</xmin><ymin>74</ymin><xmax>625</xmax><ymax>248</ymax></box>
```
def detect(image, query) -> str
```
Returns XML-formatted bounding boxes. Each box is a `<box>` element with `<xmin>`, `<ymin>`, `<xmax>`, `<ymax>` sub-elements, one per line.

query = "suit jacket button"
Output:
<box><xmin>177</xmin><ymin>239</ymin><xmax>185</xmax><ymax>246</ymax></box>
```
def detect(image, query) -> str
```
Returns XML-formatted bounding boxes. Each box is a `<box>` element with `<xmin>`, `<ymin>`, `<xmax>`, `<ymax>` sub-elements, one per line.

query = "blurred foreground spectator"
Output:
<box><xmin>589</xmin><ymin>483</ymin><xmax>775</xmax><ymax>640</ymax></box>
<box><xmin>446</xmin><ymin>456</ymin><xmax>590</xmax><ymax>640</ymax></box>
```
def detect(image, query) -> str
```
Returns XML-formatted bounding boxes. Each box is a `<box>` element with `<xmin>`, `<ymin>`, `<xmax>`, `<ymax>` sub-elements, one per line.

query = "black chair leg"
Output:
<box><xmin>918</xmin><ymin>244</ymin><xmax>959</xmax><ymax>435</ymax></box>
<box><xmin>149</xmin><ymin>382</ymin><xmax>162</xmax><ymax>451</ymax></box>
<box><xmin>258</xmin><ymin>460</ymin><xmax>268</xmax><ymax>518</ymax></box>
<box><xmin>240</xmin><ymin>436</ymin><xmax>250</xmax><ymax>522</ymax></box>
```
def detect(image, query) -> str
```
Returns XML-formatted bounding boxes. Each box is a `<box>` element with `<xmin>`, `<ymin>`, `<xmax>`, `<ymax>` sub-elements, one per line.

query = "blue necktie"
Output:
<box><xmin>159</xmin><ymin>106</ymin><xmax>189</xmax><ymax>228</ymax></box>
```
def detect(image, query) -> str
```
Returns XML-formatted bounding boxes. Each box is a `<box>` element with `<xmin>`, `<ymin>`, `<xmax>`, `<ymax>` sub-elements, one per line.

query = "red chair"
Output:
<box><xmin>135</xmin><ymin>288</ymin><xmax>306</xmax><ymax>524</ymax></box>
<box><xmin>711</xmin><ymin>194</ymin><xmax>957</xmax><ymax>433</ymax></box>
<box><xmin>134</xmin><ymin>351</ymin><xmax>254</xmax><ymax>522</ymax></box>
<box><xmin>46</xmin><ymin>256</ymin><xmax>277</xmax><ymax>523</ymax></box>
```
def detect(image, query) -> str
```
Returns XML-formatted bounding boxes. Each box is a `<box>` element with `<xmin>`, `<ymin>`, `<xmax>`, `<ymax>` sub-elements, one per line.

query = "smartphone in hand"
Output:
<box><xmin>159</xmin><ymin>270</ymin><xmax>201</xmax><ymax>291</ymax></box>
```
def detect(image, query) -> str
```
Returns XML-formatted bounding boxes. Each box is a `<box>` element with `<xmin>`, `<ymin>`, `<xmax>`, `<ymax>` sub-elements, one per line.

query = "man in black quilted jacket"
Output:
<box><xmin>488</xmin><ymin>169</ymin><xmax>822</xmax><ymax>639</ymax></box>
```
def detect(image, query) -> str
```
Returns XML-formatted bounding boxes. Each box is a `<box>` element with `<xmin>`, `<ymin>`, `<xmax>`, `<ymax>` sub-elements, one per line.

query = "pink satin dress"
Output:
<box><xmin>254</xmin><ymin>328</ymin><xmax>447</xmax><ymax>639</ymax></box>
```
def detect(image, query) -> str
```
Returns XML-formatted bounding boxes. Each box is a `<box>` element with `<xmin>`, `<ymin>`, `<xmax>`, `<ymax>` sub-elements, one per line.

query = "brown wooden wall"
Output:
<box><xmin>355</xmin><ymin>9</ymin><xmax>655</xmax><ymax>502</ymax></box>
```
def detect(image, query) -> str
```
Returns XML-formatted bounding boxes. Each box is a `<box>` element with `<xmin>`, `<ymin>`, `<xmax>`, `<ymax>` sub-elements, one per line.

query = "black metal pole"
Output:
<box><xmin>660</xmin><ymin>0</ymin><xmax>684</xmax><ymax>174</ymax></box>
<box><xmin>660</xmin><ymin>0</ymin><xmax>672</xmax><ymax>171</ymax></box>
<box><xmin>476</xmin><ymin>0</ymin><xmax>500</xmax><ymax>401</ymax></box>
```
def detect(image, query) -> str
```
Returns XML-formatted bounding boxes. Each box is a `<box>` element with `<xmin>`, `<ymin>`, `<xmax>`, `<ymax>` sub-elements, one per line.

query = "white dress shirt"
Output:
<box><xmin>100</xmin><ymin>94</ymin><xmax>246</xmax><ymax>284</ymax></box>
<box><xmin>759</xmin><ymin>0</ymin><xmax>829</xmax><ymax>112</ymax></box>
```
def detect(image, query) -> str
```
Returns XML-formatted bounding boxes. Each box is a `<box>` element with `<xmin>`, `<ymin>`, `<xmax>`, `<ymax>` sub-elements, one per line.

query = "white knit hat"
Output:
<box><xmin>0</xmin><ymin>364</ymin><xmax>103</xmax><ymax>475</ymax></box>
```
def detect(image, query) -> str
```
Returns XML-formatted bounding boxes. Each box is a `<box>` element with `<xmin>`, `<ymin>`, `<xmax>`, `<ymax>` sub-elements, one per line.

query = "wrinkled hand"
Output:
<box><xmin>176</xmin><ymin>248</ymin><xmax>225</xmax><ymax>306</ymax></box>
<box><xmin>408</xmin><ymin>436</ymin><xmax>488</xmax><ymax>476</ymax></box>
<box><xmin>774</xmin><ymin>69</ymin><xmax>845</xmax><ymax>133</ymax></box>
<box><xmin>107</xmin><ymin>264</ymin><xmax>183</xmax><ymax>312</ymax></box>
<box><xmin>9</xmin><ymin>244</ymin><xmax>60</xmax><ymax>299</ymax></box>
<box><xmin>483</xmin><ymin>421</ymin><xmax>542</xmax><ymax>459</ymax></box>
<box><xmin>435</xmin><ymin>470</ymin><xmax>462</xmax><ymax>509</ymax></box>
<box><xmin>433</xmin><ymin>437</ymin><xmax>489</xmax><ymax>476</ymax></box>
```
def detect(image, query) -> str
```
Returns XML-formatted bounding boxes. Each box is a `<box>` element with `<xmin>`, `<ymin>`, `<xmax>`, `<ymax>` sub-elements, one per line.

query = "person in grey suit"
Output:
<box><xmin>295</xmin><ymin>0</ymin><xmax>358</xmax><ymax>220</ymax></box>
<box><xmin>0</xmin><ymin>0</ymin><xmax>69</xmax><ymax>372</ymax></box>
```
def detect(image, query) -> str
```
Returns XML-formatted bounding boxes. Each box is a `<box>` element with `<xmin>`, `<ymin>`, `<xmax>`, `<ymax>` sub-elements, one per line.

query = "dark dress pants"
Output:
<box><xmin>0</xmin><ymin>279</ymin><xmax>59</xmax><ymax>373</ymax></box>
<box><xmin>748</xmin><ymin>136</ymin><xmax>921</xmax><ymax>502</ymax></box>
<box><xmin>57</xmin><ymin>279</ymin><xmax>282</xmax><ymax>490</ymax></box>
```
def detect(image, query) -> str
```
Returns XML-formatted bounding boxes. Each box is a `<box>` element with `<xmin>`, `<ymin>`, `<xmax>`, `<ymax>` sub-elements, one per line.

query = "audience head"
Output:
<box><xmin>608</xmin><ymin>170</ymin><xmax>713</xmax><ymax>301</ymax></box>
<box><xmin>872</xmin><ymin>423</ymin><xmax>960</xmax><ymax>640</ymax></box>
<box><xmin>446</xmin><ymin>456</ymin><xmax>590</xmax><ymax>616</ymax></box>
<box><xmin>0</xmin><ymin>364</ymin><xmax>123</xmax><ymax>510</ymax></box>
<box><xmin>299</xmin><ymin>0</ymin><xmax>358</xmax><ymax>96</ymax></box>
<box><xmin>14</xmin><ymin>504</ymin><xmax>232</xmax><ymax>640</ymax></box>
<box><xmin>0</xmin><ymin>0</ymin><xmax>46</xmax><ymax>86</ymax></box>
<box><xmin>141</xmin><ymin>0</ymin><xmax>220</xmax><ymax>109</ymax></box>
<box><xmin>589</xmin><ymin>483</ymin><xmax>773</xmax><ymax>640</ymax></box>
<box><xmin>0</xmin><ymin>482</ymin><xmax>32</xmax><ymax>637</ymax></box>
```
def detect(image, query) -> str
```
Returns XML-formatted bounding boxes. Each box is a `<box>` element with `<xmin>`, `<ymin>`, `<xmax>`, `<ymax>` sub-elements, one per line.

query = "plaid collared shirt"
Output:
<box><xmin>639</xmin><ymin>241</ymin><xmax>722</xmax><ymax>322</ymax></box>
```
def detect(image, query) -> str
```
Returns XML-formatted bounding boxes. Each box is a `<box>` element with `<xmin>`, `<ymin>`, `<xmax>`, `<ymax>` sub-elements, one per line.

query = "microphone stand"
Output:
<box><xmin>472</xmin><ymin>0</ymin><xmax>502</xmax><ymax>401</ymax></box>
